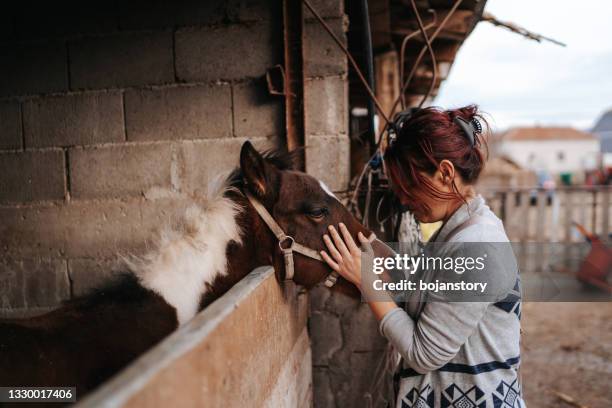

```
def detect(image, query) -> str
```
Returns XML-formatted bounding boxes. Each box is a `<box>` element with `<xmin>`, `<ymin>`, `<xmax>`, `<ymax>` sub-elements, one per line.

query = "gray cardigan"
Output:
<box><xmin>380</xmin><ymin>195</ymin><xmax>524</xmax><ymax>408</ymax></box>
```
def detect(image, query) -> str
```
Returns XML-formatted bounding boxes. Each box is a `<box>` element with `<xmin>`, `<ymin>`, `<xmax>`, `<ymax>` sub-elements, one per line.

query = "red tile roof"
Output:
<box><xmin>503</xmin><ymin>127</ymin><xmax>596</xmax><ymax>141</ymax></box>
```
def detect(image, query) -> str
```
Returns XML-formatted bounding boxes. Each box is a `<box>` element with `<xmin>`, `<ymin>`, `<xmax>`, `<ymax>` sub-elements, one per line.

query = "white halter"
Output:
<box><xmin>245</xmin><ymin>192</ymin><xmax>341</xmax><ymax>287</ymax></box>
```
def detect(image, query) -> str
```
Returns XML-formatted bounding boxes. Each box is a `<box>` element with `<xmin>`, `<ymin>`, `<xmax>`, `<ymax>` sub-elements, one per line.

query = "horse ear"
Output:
<box><xmin>240</xmin><ymin>141</ymin><xmax>278</xmax><ymax>200</ymax></box>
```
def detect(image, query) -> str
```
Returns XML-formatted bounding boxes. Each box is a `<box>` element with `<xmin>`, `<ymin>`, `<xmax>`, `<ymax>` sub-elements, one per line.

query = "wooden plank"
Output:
<box><xmin>602</xmin><ymin>187</ymin><xmax>610</xmax><ymax>242</ymax></box>
<box><xmin>535</xmin><ymin>190</ymin><xmax>546</xmax><ymax>243</ymax></box>
<box><xmin>578</xmin><ymin>189</ymin><xmax>587</xmax><ymax>233</ymax></box>
<box><xmin>564</xmin><ymin>189</ymin><xmax>573</xmax><ymax>243</ymax></box>
<box><xmin>591</xmin><ymin>189</ymin><xmax>598</xmax><ymax>235</ymax></box>
<box><xmin>503</xmin><ymin>190</ymin><xmax>515</xmax><ymax>240</ymax></box>
<box><xmin>374</xmin><ymin>50</ymin><xmax>400</xmax><ymax>139</ymax></box>
<box><xmin>79</xmin><ymin>267</ymin><xmax>310</xmax><ymax>408</ymax></box>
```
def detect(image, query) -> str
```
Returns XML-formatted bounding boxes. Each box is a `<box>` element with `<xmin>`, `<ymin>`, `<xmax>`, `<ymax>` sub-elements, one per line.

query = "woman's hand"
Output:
<box><xmin>320</xmin><ymin>223</ymin><xmax>371</xmax><ymax>289</ymax></box>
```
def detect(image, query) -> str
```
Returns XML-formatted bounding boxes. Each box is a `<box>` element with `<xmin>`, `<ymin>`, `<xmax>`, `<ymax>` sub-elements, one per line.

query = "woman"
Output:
<box><xmin>320</xmin><ymin>105</ymin><xmax>524</xmax><ymax>407</ymax></box>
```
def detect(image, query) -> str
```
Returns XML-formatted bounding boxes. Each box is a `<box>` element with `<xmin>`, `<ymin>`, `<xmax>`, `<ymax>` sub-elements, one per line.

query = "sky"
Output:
<box><xmin>435</xmin><ymin>0</ymin><xmax>612</xmax><ymax>132</ymax></box>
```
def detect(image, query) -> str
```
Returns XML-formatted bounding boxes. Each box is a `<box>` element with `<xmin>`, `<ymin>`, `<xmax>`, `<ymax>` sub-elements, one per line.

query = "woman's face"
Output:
<box><xmin>391</xmin><ymin>161</ymin><xmax>467</xmax><ymax>224</ymax></box>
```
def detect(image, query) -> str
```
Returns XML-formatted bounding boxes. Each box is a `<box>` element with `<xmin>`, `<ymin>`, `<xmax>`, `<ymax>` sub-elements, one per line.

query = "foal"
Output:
<box><xmin>0</xmin><ymin>141</ymin><xmax>378</xmax><ymax>397</ymax></box>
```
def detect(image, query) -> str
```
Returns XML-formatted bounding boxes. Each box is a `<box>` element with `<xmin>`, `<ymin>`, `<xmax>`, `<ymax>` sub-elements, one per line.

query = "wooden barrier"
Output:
<box><xmin>78</xmin><ymin>266</ymin><xmax>311</xmax><ymax>408</ymax></box>
<box><xmin>483</xmin><ymin>186</ymin><xmax>611</xmax><ymax>243</ymax></box>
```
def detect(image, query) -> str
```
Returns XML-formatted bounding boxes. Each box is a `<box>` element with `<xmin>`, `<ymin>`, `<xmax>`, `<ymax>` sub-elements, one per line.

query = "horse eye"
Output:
<box><xmin>308</xmin><ymin>208</ymin><xmax>328</xmax><ymax>218</ymax></box>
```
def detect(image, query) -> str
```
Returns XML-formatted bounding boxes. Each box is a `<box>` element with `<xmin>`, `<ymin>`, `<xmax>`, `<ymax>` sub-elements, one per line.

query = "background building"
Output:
<box><xmin>593</xmin><ymin>109</ymin><xmax>612</xmax><ymax>167</ymax></box>
<box><xmin>499</xmin><ymin>126</ymin><xmax>600</xmax><ymax>184</ymax></box>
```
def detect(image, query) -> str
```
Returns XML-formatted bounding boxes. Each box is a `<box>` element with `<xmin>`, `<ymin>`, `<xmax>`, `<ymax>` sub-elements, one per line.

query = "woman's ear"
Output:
<box><xmin>239</xmin><ymin>141</ymin><xmax>279</xmax><ymax>202</ymax></box>
<box><xmin>438</xmin><ymin>159</ymin><xmax>455</xmax><ymax>185</ymax></box>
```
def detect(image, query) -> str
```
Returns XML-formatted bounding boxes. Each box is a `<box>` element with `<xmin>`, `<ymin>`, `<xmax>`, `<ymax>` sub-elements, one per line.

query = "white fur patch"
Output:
<box><xmin>126</xmin><ymin>184</ymin><xmax>242</xmax><ymax>325</ymax></box>
<box><xmin>319</xmin><ymin>180</ymin><xmax>339</xmax><ymax>201</ymax></box>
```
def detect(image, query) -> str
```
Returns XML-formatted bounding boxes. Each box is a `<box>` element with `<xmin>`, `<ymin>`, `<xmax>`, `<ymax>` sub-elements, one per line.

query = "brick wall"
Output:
<box><xmin>0</xmin><ymin>0</ymin><xmax>285</xmax><ymax>315</ymax></box>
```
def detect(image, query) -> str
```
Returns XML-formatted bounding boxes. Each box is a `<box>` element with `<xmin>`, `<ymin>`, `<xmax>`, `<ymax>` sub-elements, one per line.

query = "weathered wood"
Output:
<box><xmin>391</xmin><ymin>10</ymin><xmax>475</xmax><ymax>41</ymax></box>
<box><xmin>374</xmin><ymin>50</ymin><xmax>400</xmax><ymax>140</ymax></box>
<box><xmin>283</xmin><ymin>0</ymin><xmax>305</xmax><ymax>167</ymax></box>
<box><xmin>78</xmin><ymin>267</ymin><xmax>311</xmax><ymax>408</ymax></box>
<box><xmin>564</xmin><ymin>189</ymin><xmax>573</xmax><ymax>243</ymax></box>
<box><xmin>502</xmin><ymin>190</ymin><xmax>514</xmax><ymax>239</ymax></box>
<box><xmin>602</xmin><ymin>187</ymin><xmax>610</xmax><ymax>242</ymax></box>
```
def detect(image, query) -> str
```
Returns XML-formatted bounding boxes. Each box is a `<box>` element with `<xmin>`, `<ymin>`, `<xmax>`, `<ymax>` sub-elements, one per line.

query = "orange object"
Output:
<box><xmin>573</xmin><ymin>222</ymin><xmax>612</xmax><ymax>293</ymax></box>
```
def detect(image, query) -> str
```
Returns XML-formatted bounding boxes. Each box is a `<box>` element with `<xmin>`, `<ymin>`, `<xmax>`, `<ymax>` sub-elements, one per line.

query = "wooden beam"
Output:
<box><xmin>374</xmin><ymin>50</ymin><xmax>400</xmax><ymax>140</ymax></box>
<box><xmin>282</xmin><ymin>0</ymin><xmax>305</xmax><ymax>169</ymax></box>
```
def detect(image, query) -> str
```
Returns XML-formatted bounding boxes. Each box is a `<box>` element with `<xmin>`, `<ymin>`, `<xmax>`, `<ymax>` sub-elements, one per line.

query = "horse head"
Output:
<box><xmin>235</xmin><ymin>141</ymin><xmax>391</xmax><ymax>298</ymax></box>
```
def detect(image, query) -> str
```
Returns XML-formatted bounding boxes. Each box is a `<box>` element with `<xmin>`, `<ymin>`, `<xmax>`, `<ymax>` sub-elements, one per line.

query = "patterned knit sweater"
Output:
<box><xmin>379</xmin><ymin>196</ymin><xmax>524</xmax><ymax>408</ymax></box>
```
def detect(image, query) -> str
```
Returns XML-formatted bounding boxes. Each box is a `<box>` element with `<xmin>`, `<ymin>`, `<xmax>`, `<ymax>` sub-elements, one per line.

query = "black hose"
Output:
<box><xmin>359</xmin><ymin>0</ymin><xmax>377</xmax><ymax>153</ymax></box>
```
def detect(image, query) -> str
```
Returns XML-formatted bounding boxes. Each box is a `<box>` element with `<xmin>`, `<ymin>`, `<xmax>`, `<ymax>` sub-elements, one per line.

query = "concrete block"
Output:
<box><xmin>23</xmin><ymin>91</ymin><xmax>124</xmax><ymax>147</ymax></box>
<box><xmin>304</xmin><ymin>76</ymin><xmax>347</xmax><ymax>135</ymax></box>
<box><xmin>309</xmin><ymin>284</ymin><xmax>331</xmax><ymax>311</ymax></box>
<box><xmin>0</xmin><ymin>259</ymin><xmax>69</xmax><ymax>309</ymax></box>
<box><xmin>305</xmin><ymin>134</ymin><xmax>349</xmax><ymax>192</ymax></box>
<box><xmin>69</xmin><ymin>31</ymin><xmax>174</xmax><ymax>89</ymax></box>
<box><xmin>62</xmin><ymin>199</ymin><xmax>149</xmax><ymax>259</ymax></box>
<box><xmin>0</xmin><ymin>41</ymin><xmax>67</xmax><ymax>97</ymax></box>
<box><xmin>179</xmin><ymin>137</ymin><xmax>275</xmax><ymax>195</ymax></box>
<box><xmin>323</xmin><ymin>286</ymin><xmax>360</xmax><ymax>315</ymax></box>
<box><xmin>233</xmin><ymin>79</ymin><xmax>283</xmax><ymax>138</ymax></box>
<box><xmin>226</xmin><ymin>0</ymin><xmax>278</xmax><ymax>22</ymax></box>
<box><xmin>0</xmin><ymin>101</ymin><xmax>22</xmax><ymax>149</ymax></box>
<box><xmin>125</xmin><ymin>84</ymin><xmax>232</xmax><ymax>142</ymax></box>
<box><xmin>312</xmin><ymin>368</ymin><xmax>335</xmax><ymax>408</ymax></box>
<box><xmin>303</xmin><ymin>0</ymin><xmax>344</xmax><ymax>19</ymax></box>
<box><xmin>0</xmin><ymin>200</ymin><xmax>145</xmax><ymax>260</ymax></box>
<box><xmin>0</xmin><ymin>150</ymin><xmax>65</xmax><ymax>203</ymax></box>
<box><xmin>303</xmin><ymin>18</ymin><xmax>347</xmax><ymax>77</ymax></box>
<box><xmin>66</xmin><ymin>197</ymin><xmax>216</xmax><ymax>259</ymax></box>
<box><xmin>175</xmin><ymin>22</ymin><xmax>279</xmax><ymax>82</ymax></box>
<box><xmin>119</xmin><ymin>0</ymin><xmax>227</xmax><ymax>29</ymax></box>
<box><xmin>69</xmin><ymin>142</ymin><xmax>173</xmax><ymax>199</ymax></box>
<box><xmin>14</xmin><ymin>0</ymin><xmax>117</xmax><ymax>39</ymax></box>
<box><xmin>0</xmin><ymin>195</ymin><xmax>216</xmax><ymax>261</ymax></box>
<box><xmin>309</xmin><ymin>311</ymin><xmax>343</xmax><ymax>366</ymax></box>
<box><xmin>0</xmin><ymin>205</ymin><xmax>67</xmax><ymax>259</ymax></box>
<box><xmin>68</xmin><ymin>258</ymin><xmax>125</xmax><ymax>297</ymax></box>
<box><xmin>341</xmin><ymin>304</ymin><xmax>387</xmax><ymax>352</ymax></box>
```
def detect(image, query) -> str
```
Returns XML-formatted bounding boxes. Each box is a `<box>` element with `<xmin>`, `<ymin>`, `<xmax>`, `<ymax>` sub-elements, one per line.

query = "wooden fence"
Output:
<box><xmin>481</xmin><ymin>187</ymin><xmax>611</xmax><ymax>299</ymax></box>
<box><xmin>77</xmin><ymin>266</ymin><xmax>312</xmax><ymax>408</ymax></box>
<box><xmin>483</xmin><ymin>186</ymin><xmax>611</xmax><ymax>243</ymax></box>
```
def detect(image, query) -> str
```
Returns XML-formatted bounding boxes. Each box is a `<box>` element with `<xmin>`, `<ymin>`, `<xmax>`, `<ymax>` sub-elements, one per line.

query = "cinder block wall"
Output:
<box><xmin>0</xmin><ymin>1</ymin><xmax>366</xmax><ymax>407</ymax></box>
<box><xmin>0</xmin><ymin>0</ymin><xmax>286</xmax><ymax>315</ymax></box>
<box><xmin>303</xmin><ymin>3</ymin><xmax>392</xmax><ymax>408</ymax></box>
<box><xmin>302</xmin><ymin>0</ymin><xmax>349</xmax><ymax>191</ymax></box>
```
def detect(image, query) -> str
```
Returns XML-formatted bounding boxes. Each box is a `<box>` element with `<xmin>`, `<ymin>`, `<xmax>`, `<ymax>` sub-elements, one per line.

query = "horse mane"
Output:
<box><xmin>67</xmin><ymin>272</ymin><xmax>150</xmax><ymax>309</ymax></box>
<box><xmin>62</xmin><ymin>145</ymin><xmax>293</xmax><ymax>321</ymax></box>
<box><xmin>227</xmin><ymin>147</ymin><xmax>302</xmax><ymax>189</ymax></box>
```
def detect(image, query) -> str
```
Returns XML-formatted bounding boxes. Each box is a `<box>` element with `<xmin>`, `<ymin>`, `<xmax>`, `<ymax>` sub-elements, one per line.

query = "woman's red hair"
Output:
<box><xmin>383</xmin><ymin>105</ymin><xmax>489</xmax><ymax>214</ymax></box>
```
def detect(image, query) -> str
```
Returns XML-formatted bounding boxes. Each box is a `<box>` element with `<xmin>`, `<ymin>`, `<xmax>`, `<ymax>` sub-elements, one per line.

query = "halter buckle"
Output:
<box><xmin>278</xmin><ymin>235</ymin><xmax>295</xmax><ymax>251</ymax></box>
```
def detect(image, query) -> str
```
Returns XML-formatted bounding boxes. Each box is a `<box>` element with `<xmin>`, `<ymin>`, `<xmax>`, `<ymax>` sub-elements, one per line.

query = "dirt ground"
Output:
<box><xmin>521</xmin><ymin>302</ymin><xmax>612</xmax><ymax>408</ymax></box>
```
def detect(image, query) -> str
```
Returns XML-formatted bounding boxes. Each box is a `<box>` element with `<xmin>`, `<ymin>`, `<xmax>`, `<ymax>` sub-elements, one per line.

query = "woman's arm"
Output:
<box><xmin>321</xmin><ymin>223</ymin><xmax>489</xmax><ymax>373</ymax></box>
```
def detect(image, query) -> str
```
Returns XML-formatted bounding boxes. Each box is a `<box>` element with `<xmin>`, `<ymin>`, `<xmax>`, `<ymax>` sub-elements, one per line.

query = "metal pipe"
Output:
<box><xmin>359</xmin><ymin>0</ymin><xmax>377</xmax><ymax>153</ymax></box>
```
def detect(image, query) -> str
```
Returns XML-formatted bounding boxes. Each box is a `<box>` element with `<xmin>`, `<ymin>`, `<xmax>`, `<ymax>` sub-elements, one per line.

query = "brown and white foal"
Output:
<box><xmin>0</xmin><ymin>141</ymin><xmax>380</xmax><ymax>397</ymax></box>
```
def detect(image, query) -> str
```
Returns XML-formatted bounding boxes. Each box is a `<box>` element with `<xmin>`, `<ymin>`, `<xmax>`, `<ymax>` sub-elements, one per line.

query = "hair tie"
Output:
<box><xmin>453</xmin><ymin>116</ymin><xmax>482</xmax><ymax>147</ymax></box>
<box><xmin>388</xmin><ymin>108</ymin><xmax>421</xmax><ymax>148</ymax></box>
